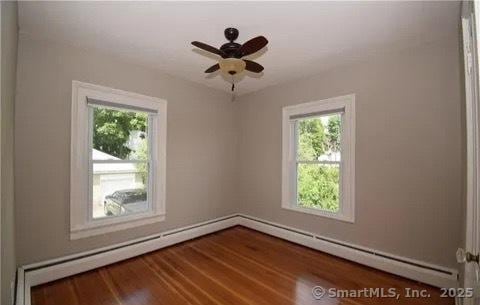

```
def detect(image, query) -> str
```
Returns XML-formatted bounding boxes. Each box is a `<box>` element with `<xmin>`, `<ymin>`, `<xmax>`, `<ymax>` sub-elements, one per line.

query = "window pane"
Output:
<box><xmin>92</xmin><ymin>162</ymin><xmax>149</xmax><ymax>219</ymax></box>
<box><xmin>92</xmin><ymin>106</ymin><xmax>149</xmax><ymax>161</ymax></box>
<box><xmin>297</xmin><ymin>163</ymin><xmax>340</xmax><ymax>212</ymax></box>
<box><xmin>297</xmin><ymin>113</ymin><xmax>341</xmax><ymax>162</ymax></box>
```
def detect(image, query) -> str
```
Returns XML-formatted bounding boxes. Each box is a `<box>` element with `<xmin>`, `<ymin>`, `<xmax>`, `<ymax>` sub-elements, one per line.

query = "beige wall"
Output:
<box><xmin>1</xmin><ymin>1</ymin><xmax>18</xmax><ymax>304</ymax></box>
<box><xmin>14</xmin><ymin>35</ymin><xmax>238</xmax><ymax>265</ymax></box>
<box><xmin>236</xmin><ymin>38</ymin><xmax>463</xmax><ymax>268</ymax></box>
<box><xmin>14</xmin><ymin>31</ymin><xmax>463</xmax><ymax>271</ymax></box>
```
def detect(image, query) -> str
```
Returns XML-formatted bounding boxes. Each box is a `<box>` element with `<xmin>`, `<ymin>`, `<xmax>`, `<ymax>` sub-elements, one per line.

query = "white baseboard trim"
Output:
<box><xmin>238</xmin><ymin>214</ymin><xmax>458</xmax><ymax>288</ymax></box>
<box><xmin>17</xmin><ymin>214</ymin><xmax>239</xmax><ymax>305</ymax></box>
<box><xmin>15</xmin><ymin>213</ymin><xmax>458</xmax><ymax>305</ymax></box>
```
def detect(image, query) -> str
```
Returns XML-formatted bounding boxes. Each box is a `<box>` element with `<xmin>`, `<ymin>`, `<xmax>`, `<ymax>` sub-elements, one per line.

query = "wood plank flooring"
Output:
<box><xmin>31</xmin><ymin>226</ymin><xmax>454</xmax><ymax>305</ymax></box>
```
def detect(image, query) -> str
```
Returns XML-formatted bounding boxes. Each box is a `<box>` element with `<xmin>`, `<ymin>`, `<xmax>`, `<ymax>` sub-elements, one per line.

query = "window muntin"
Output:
<box><xmin>89</xmin><ymin>105</ymin><xmax>153</xmax><ymax>220</ymax></box>
<box><xmin>295</xmin><ymin>113</ymin><xmax>342</xmax><ymax>212</ymax></box>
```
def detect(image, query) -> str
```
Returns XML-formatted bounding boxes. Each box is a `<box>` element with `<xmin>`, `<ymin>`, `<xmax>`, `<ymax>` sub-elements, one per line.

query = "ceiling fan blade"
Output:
<box><xmin>204</xmin><ymin>63</ymin><xmax>220</xmax><ymax>73</ymax></box>
<box><xmin>191</xmin><ymin>41</ymin><xmax>225</xmax><ymax>57</ymax></box>
<box><xmin>244</xmin><ymin>60</ymin><xmax>264</xmax><ymax>73</ymax></box>
<box><xmin>238</xmin><ymin>36</ymin><xmax>268</xmax><ymax>57</ymax></box>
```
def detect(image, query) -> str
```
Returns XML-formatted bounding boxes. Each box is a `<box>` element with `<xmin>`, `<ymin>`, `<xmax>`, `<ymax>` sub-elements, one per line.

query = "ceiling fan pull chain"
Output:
<box><xmin>230</xmin><ymin>75</ymin><xmax>236</xmax><ymax>101</ymax></box>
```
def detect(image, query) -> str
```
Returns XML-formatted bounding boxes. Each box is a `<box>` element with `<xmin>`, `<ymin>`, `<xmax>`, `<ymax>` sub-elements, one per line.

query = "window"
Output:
<box><xmin>282</xmin><ymin>95</ymin><xmax>355</xmax><ymax>222</ymax></box>
<box><xmin>71</xmin><ymin>81</ymin><xmax>166</xmax><ymax>239</ymax></box>
<box><xmin>90</xmin><ymin>104</ymin><xmax>151</xmax><ymax>220</ymax></box>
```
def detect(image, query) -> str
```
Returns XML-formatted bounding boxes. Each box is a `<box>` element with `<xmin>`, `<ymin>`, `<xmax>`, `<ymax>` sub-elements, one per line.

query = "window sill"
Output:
<box><xmin>70</xmin><ymin>213</ymin><xmax>166</xmax><ymax>240</ymax></box>
<box><xmin>281</xmin><ymin>204</ymin><xmax>354</xmax><ymax>223</ymax></box>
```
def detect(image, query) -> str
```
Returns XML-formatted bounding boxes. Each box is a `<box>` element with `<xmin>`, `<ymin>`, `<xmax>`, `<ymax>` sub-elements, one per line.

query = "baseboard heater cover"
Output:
<box><xmin>241</xmin><ymin>215</ymin><xmax>453</xmax><ymax>275</ymax></box>
<box><xmin>15</xmin><ymin>213</ymin><xmax>458</xmax><ymax>305</ymax></box>
<box><xmin>16</xmin><ymin>214</ymin><xmax>239</xmax><ymax>305</ymax></box>
<box><xmin>238</xmin><ymin>215</ymin><xmax>458</xmax><ymax>288</ymax></box>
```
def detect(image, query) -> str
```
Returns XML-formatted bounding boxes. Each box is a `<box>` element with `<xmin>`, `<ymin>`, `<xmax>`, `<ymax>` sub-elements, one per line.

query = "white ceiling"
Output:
<box><xmin>18</xmin><ymin>1</ymin><xmax>460</xmax><ymax>95</ymax></box>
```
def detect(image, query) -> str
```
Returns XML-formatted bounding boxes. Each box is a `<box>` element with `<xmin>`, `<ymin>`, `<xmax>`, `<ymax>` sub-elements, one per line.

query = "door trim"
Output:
<box><xmin>462</xmin><ymin>3</ymin><xmax>480</xmax><ymax>303</ymax></box>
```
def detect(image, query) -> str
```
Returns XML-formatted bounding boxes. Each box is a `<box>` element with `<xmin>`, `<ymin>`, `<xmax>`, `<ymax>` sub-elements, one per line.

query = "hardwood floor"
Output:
<box><xmin>31</xmin><ymin>226</ymin><xmax>454</xmax><ymax>305</ymax></box>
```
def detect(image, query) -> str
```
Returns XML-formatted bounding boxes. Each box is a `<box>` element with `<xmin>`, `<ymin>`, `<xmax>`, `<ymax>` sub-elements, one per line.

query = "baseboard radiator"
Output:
<box><xmin>15</xmin><ymin>214</ymin><xmax>458</xmax><ymax>305</ymax></box>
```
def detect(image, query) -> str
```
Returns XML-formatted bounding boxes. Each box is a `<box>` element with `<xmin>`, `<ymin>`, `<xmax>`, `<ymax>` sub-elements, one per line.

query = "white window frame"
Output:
<box><xmin>70</xmin><ymin>81</ymin><xmax>167</xmax><ymax>239</ymax></box>
<box><xmin>282</xmin><ymin>94</ymin><xmax>355</xmax><ymax>222</ymax></box>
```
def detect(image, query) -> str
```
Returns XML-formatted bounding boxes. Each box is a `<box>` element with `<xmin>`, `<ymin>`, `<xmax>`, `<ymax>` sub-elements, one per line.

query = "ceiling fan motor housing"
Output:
<box><xmin>220</xmin><ymin>42</ymin><xmax>241</xmax><ymax>58</ymax></box>
<box><xmin>221</xmin><ymin>28</ymin><xmax>242</xmax><ymax>58</ymax></box>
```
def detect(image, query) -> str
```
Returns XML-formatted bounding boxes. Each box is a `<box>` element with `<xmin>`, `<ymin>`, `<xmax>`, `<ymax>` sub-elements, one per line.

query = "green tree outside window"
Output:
<box><xmin>297</xmin><ymin>114</ymin><xmax>341</xmax><ymax>212</ymax></box>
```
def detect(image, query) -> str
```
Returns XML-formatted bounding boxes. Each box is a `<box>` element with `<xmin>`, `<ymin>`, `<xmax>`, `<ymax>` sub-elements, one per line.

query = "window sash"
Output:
<box><xmin>88</xmin><ymin>103</ymin><xmax>155</xmax><ymax>162</ymax></box>
<box><xmin>87</xmin><ymin>106</ymin><xmax>155</xmax><ymax>222</ymax></box>
<box><xmin>295</xmin><ymin>161</ymin><xmax>343</xmax><ymax>212</ymax></box>
<box><xmin>292</xmin><ymin>111</ymin><xmax>344</xmax><ymax>214</ymax></box>
<box><xmin>292</xmin><ymin>112</ymin><xmax>344</xmax><ymax>163</ymax></box>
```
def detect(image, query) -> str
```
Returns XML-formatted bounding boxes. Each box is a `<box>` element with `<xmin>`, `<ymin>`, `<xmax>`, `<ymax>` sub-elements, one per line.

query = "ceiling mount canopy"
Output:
<box><xmin>191</xmin><ymin>27</ymin><xmax>268</xmax><ymax>92</ymax></box>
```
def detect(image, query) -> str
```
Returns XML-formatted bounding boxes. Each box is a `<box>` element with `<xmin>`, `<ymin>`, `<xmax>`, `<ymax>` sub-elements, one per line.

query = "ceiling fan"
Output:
<box><xmin>191</xmin><ymin>27</ymin><xmax>268</xmax><ymax>91</ymax></box>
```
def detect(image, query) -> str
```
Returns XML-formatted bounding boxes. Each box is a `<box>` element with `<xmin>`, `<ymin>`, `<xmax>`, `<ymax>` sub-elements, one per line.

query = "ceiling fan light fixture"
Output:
<box><xmin>219</xmin><ymin>58</ymin><xmax>246</xmax><ymax>75</ymax></box>
<box><xmin>192</xmin><ymin>28</ymin><xmax>268</xmax><ymax>92</ymax></box>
